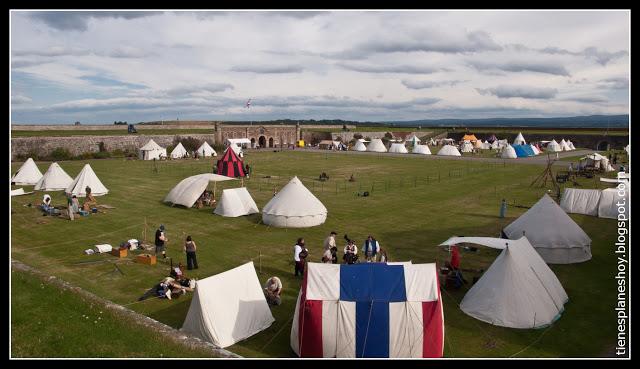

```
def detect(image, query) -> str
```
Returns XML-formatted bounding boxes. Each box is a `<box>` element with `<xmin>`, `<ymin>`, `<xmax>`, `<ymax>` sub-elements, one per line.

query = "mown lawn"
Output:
<box><xmin>11</xmin><ymin>150</ymin><xmax>621</xmax><ymax>358</ymax></box>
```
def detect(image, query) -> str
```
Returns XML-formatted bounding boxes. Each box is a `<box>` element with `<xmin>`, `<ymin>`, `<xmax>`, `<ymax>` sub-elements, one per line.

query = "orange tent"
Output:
<box><xmin>462</xmin><ymin>134</ymin><xmax>478</xmax><ymax>142</ymax></box>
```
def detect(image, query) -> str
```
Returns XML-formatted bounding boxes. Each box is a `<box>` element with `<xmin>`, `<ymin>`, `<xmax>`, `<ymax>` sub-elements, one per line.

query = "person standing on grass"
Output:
<box><xmin>66</xmin><ymin>194</ymin><xmax>74</xmax><ymax>221</ymax></box>
<box><xmin>323</xmin><ymin>231</ymin><xmax>337</xmax><ymax>252</ymax></box>
<box><xmin>155</xmin><ymin>224</ymin><xmax>168</xmax><ymax>259</ymax></box>
<box><xmin>293</xmin><ymin>238</ymin><xmax>307</xmax><ymax>277</ymax></box>
<box><xmin>184</xmin><ymin>235</ymin><xmax>198</xmax><ymax>270</ymax></box>
<box><xmin>362</xmin><ymin>235</ymin><xmax>380</xmax><ymax>262</ymax></box>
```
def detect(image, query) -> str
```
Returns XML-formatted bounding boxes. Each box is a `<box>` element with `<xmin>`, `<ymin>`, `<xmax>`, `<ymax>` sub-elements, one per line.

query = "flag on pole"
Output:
<box><xmin>245</xmin><ymin>99</ymin><xmax>252</xmax><ymax>108</ymax></box>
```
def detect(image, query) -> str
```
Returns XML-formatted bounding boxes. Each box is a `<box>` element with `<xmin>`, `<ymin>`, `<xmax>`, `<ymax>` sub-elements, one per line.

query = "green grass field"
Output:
<box><xmin>11</xmin><ymin>150</ymin><xmax>621</xmax><ymax>357</ymax></box>
<box><xmin>11</xmin><ymin>129</ymin><xmax>215</xmax><ymax>137</ymax></box>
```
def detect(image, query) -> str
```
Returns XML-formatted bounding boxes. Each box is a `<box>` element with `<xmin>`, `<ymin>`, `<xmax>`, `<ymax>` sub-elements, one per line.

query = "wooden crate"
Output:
<box><xmin>136</xmin><ymin>254</ymin><xmax>156</xmax><ymax>265</ymax></box>
<box><xmin>111</xmin><ymin>248</ymin><xmax>128</xmax><ymax>258</ymax></box>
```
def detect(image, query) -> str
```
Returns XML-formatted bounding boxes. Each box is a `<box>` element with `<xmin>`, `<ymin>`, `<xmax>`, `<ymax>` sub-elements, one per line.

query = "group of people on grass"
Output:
<box><xmin>40</xmin><ymin>186</ymin><xmax>97</xmax><ymax>220</ymax></box>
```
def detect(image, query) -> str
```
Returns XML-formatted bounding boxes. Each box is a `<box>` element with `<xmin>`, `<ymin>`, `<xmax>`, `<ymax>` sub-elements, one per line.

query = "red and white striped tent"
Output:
<box><xmin>290</xmin><ymin>262</ymin><xmax>444</xmax><ymax>358</ymax></box>
<box><xmin>216</xmin><ymin>147</ymin><xmax>246</xmax><ymax>178</ymax></box>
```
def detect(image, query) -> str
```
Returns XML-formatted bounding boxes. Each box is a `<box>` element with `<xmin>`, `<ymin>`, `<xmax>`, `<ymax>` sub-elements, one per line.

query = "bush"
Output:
<box><xmin>212</xmin><ymin>143</ymin><xmax>226</xmax><ymax>154</ymax></box>
<box><xmin>111</xmin><ymin>149</ymin><xmax>125</xmax><ymax>158</ymax></box>
<box><xmin>174</xmin><ymin>136</ymin><xmax>202</xmax><ymax>153</ymax></box>
<box><xmin>50</xmin><ymin>147</ymin><xmax>73</xmax><ymax>161</ymax></box>
<box><xmin>353</xmin><ymin>133</ymin><xmax>363</xmax><ymax>140</ymax></box>
<box><xmin>92</xmin><ymin>151</ymin><xmax>111</xmax><ymax>159</ymax></box>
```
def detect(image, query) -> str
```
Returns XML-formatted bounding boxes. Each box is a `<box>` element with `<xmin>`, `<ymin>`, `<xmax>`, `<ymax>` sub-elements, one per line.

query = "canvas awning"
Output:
<box><xmin>164</xmin><ymin>173</ymin><xmax>236</xmax><ymax>208</ymax></box>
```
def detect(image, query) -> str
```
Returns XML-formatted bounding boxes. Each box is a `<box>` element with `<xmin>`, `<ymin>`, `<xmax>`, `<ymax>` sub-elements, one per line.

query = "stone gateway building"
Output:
<box><xmin>215</xmin><ymin>123</ymin><xmax>301</xmax><ymax>148</ymax></box>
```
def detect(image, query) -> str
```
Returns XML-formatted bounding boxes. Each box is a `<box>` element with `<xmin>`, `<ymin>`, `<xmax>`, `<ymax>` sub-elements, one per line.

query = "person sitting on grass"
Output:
<box><xmin>264</xmin><ymin>276</ymin><xmax>282</xmax><ymax>306</ymax></box>
<box><xmin>156</xmin><ymin>276</ymin><xmax>194</xmax><ymax>300</ymax></box>
<box><xmin>82</xmin><ymin>186</ymin><xmax>97</xmax><ymax>211</ymax></box>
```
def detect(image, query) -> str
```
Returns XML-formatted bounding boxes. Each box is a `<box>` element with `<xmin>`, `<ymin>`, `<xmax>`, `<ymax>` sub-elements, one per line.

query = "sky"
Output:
<box><xmin>10</xmin><ymin>10</ymin><xmax>630</xmax><ymax>124</ymax></box>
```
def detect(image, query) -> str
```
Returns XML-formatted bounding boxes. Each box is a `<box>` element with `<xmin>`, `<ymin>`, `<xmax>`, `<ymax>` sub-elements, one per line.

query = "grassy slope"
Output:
<box><xmin>11</xmin><ymin>129</ymin><xmax>215</xmax><ymax>137</ymax></box>
<box><xmin>11</xmin><ymin>269</ymin><xmax>217</xmax><ymax>358</ymax></box>
<box><xmin>11</xmin><ymin>150</ymin><xmax>619</xmax><ymax>357</ymax></box>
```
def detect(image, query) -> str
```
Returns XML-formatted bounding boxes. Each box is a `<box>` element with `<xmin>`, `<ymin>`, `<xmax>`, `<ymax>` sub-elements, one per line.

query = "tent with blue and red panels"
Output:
<box><xmin>513</xmin><ymin>144</ymin><xmax>536</xmax><ymax>157</ymax></box>
<box><xmin>216</xmin><ymin>147</ymin><xmax>246</xmax><ymax>178</ymax></box>
<box><xmin>290</xmin><ymin>262</ymin><xmax>444</xmax><ymax>358</ymax></box>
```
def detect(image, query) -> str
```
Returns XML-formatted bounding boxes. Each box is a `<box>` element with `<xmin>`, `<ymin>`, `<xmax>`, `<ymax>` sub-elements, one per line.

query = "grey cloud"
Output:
<box><xmin>29</xmin><ymin>11</ymin><xmax>162</xmax><ymax>32</ymax></box>
<box><xmin>401</xmin><ymin>79</ymin><xmax>465</xmax><ymax>89</ymax></box>
<box><xmin>11</xmin><ymin>59</ymin><xmax>50</xmax><ymax>68</ymax></box>
<box><xmin>12</xmin><ymin>95</ymin><xmax>32</xmax><ymax>104</ymax></box>
<box><xmin>337</xmin><ymin>62</ymin><xmax>441</xmax><ymax>74</ymax></box>
<box><xmin>477</xmin><ymin>86</ymin><xmax>558</xmax><ymax>99</ymax></box>
<box><xmin>599</xmin><ymin>77</ymin><xmax>629</xmax><ymax>90</ymax></box>
<box><xmin>469</xmin><ymin>60</ymin><xmax>570</xmax><ymax>76</ymax></box>
<box><xmin>509</xmin><ymin>44</ymin><xmax>628</xmax><ymax>66</ymax></box>
<box><xmin>563</xmin><ymin>96</ymin><xmax>609</xmax><ymax>103</ymax></box>
<box><xmin>13</xmin><ymin>46</ymin><xmax>91</xmax><ymax>57</ymax></box>
<box><xmin>164</xmin><ymin>83</ymin><xmax>234</xmax><ymax>96</ymax></box>
<box><xmin>230</xmin><ymin>64</ymin><xmax>305</xmax><ymax>74</ymax></box>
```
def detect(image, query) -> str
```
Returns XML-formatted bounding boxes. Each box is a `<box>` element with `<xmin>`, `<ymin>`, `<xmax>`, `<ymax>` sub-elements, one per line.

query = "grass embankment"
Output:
<box><xmin>11</xmin><ymin>129</ymin><xmax>215</xmax><ymax>137</ymax></box>
<box><xmin>11</xmin><ymin>150</ymin><xmax>620</xmax><ymax>357</ymax></box>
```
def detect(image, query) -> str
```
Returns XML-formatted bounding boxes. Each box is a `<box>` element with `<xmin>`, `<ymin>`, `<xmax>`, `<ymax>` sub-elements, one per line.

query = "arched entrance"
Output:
<box><xmin>250</xmin><ymin>138</ymin><xmax>256</xmax><ymax>148</ymax></box>
<box><xmin>268</xmin><ymin>137</ymin><xmax>274</xmax><ymax>148</ymax></box>
<box><xmin>597</xmin><ymin>141</ymin><xmax>610</xmax><ymax>151</ymax></box>
<box><xmin>258</xmin><ymin>136</ymin><xmax>266</xmax><ymax>148</ymax></box>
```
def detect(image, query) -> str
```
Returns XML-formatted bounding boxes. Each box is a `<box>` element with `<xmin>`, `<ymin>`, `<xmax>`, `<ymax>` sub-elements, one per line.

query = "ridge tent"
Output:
<box><xmin>513</xmin><ymin>132</ymin><xmax>526</xmax><ymax>145</ymax></box>
<box><xmin>353</xmin><ymin>141</ymin><xmax>367</xmax><ymax>151</ymax></box>
<box><xmin>530</xmin><ymin>144</ymin><xmax>541</xmax><ymax>155</ymax></box>
<box><xmin>34</xmin><ymin>162</ymin><xmax>74</xmax><ymax>191</ymax></box>
<box><xmin>486</xmin><ymin>134</ymin><xmax>498</xmax><ymax>143</ymax></box>
<box><xmin>216</xmin><ymin>147</ymin><xmax>246</xmax><ymax>178</ymax></box>
<box><xmin>262</xmin><ymin>176</ymin><xmax>327</xmax><ymax>228</ymax></box>
<box><xmin>501</xmin><ymin>145</ymin><xmax>518</xmax><ymax>159</ymax></box>
<box><xmin>197</xmin><ymin>141</ymin><xmax>217</xmax><ymax>157</ymax></box>
<box><xmin>462</xmin><ymin>134</ymin><xmax>478</xmax><ymax>142</ymax></box>
<box><xmin>214</xmin><ymin>187</ymin><xmax>259</xmax><ymax>217</ymax></box>
<box><xmin>139</xmin><ymin>139</ymin><xmax>167</xmax><ymax>160</ymax></box>
<box><xmin>546</xmin><ymin>139</ymin><xmax>562</xmax><ymax>152</ymax></box>
<box><xmin>559</xmin><ymin>139</ymin><xmax>571</xmax><ymax>152</ymax></box>
<box><xmin>504</xmin><ymin>194</ymin><xmax>591</xmax><ymax>264</ymax></box>
<box><xmin>164</xmin><ymin>173</ymin><xmax>235</xmax><ymax>208</ymax></box>
<box><xmin>513</xmin><ymin>144</ymin><xmax>535</xmax><ymax>157</ymax></box>
<box><xmin>560</xmin><ymin>188</ymin><xmax>601</xmax><ymax>216</ymax></box>
<box><xmin>11</xmin><ymin>158</ymin><xmax>43</xmax><ymax>185</ymax></box>
<box><xmin>436</xmin><ymin>145</ymin><xmax>461</xmax><ymax>157</ymax></box>
<box><xmin>388</xmin><ymin>143</ymin><xmax>409</xmax><ymax>154</ymax></box>
<box><xmin>290</xmin><ymin>262</ymin><xmax>444</xmax><ymax>358</ymax></box>
<box><xmin>181</xmin><ymin>262</ymin><xmax>275</xmax><ymax>348</ymax></box>
<box><xmin>460</xmin><ymin>141</ymin><xmax>473</xmax><ymax>153</ymax></box>
<box><xmin>579</xmin><ymin>153</ymin><xmax>615</xmax><ymax>172</ymax></box>
<box><xmin>412</xmin><ymin>144</ymin><xmax>432</xmax><ymax>155</ymax></box>
<box><xmin>170</xmin><ymin>142</ymin><xmax>188</xmax><ymax>159</ymax></box>
<box><xmin>65</xmin><ymin>164</ymin><xmax>109</xmax><ymax>197</ymax></box>
<box><xmin>440</xmin><ymin>236</ymin><xmax>568</xmax><ymax>329</ymax></box>
<box><xmin>598</xmin><ymin>187</ymin><xmax>630</xmax><ymax>219</ymax></box>
<box><xmin>366</xmin><ymin>139</ymin><xmax>387</xmax><ymax>153</ymax></box>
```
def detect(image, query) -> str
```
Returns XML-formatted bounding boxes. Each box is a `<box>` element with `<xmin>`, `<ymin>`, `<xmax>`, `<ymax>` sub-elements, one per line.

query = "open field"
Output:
<box><xmin>11</xmin><ymin>150</ymin><xmax>621</xmax><ymax>357</ymax></box>
<box><xmin>11</xmin><ymin>129</ymin><xmax>216</xmax><ymax>137</ymax></box>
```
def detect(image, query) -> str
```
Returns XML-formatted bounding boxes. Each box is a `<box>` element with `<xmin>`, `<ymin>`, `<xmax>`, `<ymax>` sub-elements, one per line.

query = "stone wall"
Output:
<box><xmin>447</xmin><ymin>132</ymin><xmax>629</xmax><ymax>150</ymax></box>
<box><xmin>331</xmin><ymin>131</ymin><xmax>430</xmax><ymax>142</ymax></box>
<box><xmin>11</xmin><ymin>134</ymin><xmax>216</xmax><ymax>160</ymax></box>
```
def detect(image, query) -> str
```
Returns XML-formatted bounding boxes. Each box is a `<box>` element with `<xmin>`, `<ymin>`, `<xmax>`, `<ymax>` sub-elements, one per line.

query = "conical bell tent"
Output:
<box><xmin>34</xmin><ymin>162</ymin><xmax>74</xmax><ymax>191</ymax></box>
<box><xmin>262</xmin><ymin>176</ymin><xmax>327</xmax><ymax>228</ymax></box>
<box><xmin>66</xmin><ymin>164</ymin><xmax>109</xmax><ymax>197</ymax></box>
<box><xmin>11</xmin><ymin>158</ymin><xmax>43</xmax><ymax>185</ymax></box>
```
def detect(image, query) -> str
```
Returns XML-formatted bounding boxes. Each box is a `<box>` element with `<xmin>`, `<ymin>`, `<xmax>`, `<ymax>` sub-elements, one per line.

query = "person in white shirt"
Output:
<box><xmin>343</xmin><ymin>239</ymin><xmax>358</xmax><ymax>264</ymax></box>
<box><xmin>293</xmin><ymin>238</ymin><xmax>307</xmax><ymax>277</ymax></box>
<box><xmin>322</xmin><ymin>247</ymin><xmax>333</xmax><ymax>264</ymax></box>
<box><xmin>264</xmin><ymin>276</ymin><xmax>283</xmax><ymax>306</ymax></box>
<box><xmin>323</xmin><ymin>231</ymin><xmax>337</xmax><ymax>251</ymax></box>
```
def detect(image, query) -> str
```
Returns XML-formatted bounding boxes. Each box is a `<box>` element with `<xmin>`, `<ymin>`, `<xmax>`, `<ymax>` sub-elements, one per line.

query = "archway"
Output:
<box><xmin>597</xmin><ymin>141</ymin><xmax>610</xmax><ymax>151</ymax></box>
<box><xmin>258</xmin><ymin>136</ymin><xmax>266</xmax><ymax>148</ymax></box>
<box><xmin>250</xmin><ymin>138</ymin><xmax>256</xmax><ymax>149</ymax></box>
<box><xmin>268</xmin><ymin>137</ymin><xmax>274</xmax><ymax>148</ymax></box>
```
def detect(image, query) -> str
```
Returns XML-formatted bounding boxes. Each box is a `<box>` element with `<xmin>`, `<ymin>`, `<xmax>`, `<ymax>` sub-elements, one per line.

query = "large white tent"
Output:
<box><xmin>559</xmin><ymin>139</ymin><xmax>571</xmax><ymax>151</ymax></box>
<box><xmin>11</xmin><ymin>158</ymin><xmax>43</xmax><ymax>185</ymax></box>
<box><xmin>513</xmin><ymin>132</ymin><xmax>526</xmax><ymax>145</ymax></box>
<box><xmin>214</xmin><ymin>187</ymin><xmax>259</xmax><ymax>217</ymax></box>
<box><xmin>366</xmin><ymin>138</ymin><xmax>387</xmax><ymax>153</ymax></box>
<box><xmin>490</xmin><ymin>140</ymin><xmax>499</xmax><ymax>150</ymax></box>
<box><xmin>440</xmin><ymin>236</ymin><xmax>568</xmax><ymax>329</ymax></box>
<box><xmin>481</xmin><ymin>141</ymin><xmax>491</xmax><ymax>150</ymax></box>
<box><xmin>579</xmin><ymin>153</ymin><xmax>615</xmax><ymax>172</ymax></box>
<box><xmin>197</xmin><ymin>141</ymin><xmax>217</xmax><ymax>157</ymax></box>
<box><xmin>504</xmin><ymin>194</ymin><xmax>592</xmax><ymax>264</ymax></box>
<box><xmin>460</xmin><ymin>141</ymin><xmax>474</xmax><ymax>153</ymax></box>
<box><xmin>34</xmin><ymin>162</ymin><xmax>74</xmax><ymax>191</ymax></box>
<box><xmin>170</xmin><ymin>142</ymin><xmax>188</xmax><ymax>159</ymax></box>
<box><xmin>598</xmin><ymin>187</ymin><xmax>629</xmax><ymax>219</ymax></box>
<box><xmin>412</xmin><ymin>144</ymin><xmax>432</xmax><ymax>155</ymax></box>
<box><xmin>436</xmin><ymin>145</ymin><xmax>461</xmax><ymax>157</ymax></box>
<box><xmin>388</xmin><ymin>143</ymin><xmax>409</xmax><ymax>154</ymax></box>
<box><xmin>262</xmin><ymin>176</ymin><xmax>327</xmax><ymax>228</ymax></box>
<box><xmin>181</xmin><ymin>262</ymin><xmax>275</xmax><ymax>348</ymax></box>
<box><xmin>139</xmin><ymin>139</ymin><xmax>167</xmax><ymax>160</ymax></box>
<box><xmin>546</xmin><ymin>139</ymin><xmax>562</xmax><ymax>152</ymax></box>
<box><xmin>164</xmin><ymin>173</ymin><xmax>235</xmax><ymax>208</ymax></box>
<box><xmin>501</xmin><ymin>145</ymin><xmax>518</xmax><ymax>159</ymax></box>
<box><xmin>353</xmin><ymin>141</ymin><xmax>367</xmax><ymax>151</ymax></box>
<box><xmin>567</xmin><ymin>140</ymin><xmax>576</xmax><ymax>150</ymax></box>
<box><xmin>66</xmin><ymin>164</ymin><xmax>109</xmax><ymax>197</ymax></box>
<box><xmin>560</xmin><ymin>188</ymin><xmax>601</xmax><ymax>216</ymax></box>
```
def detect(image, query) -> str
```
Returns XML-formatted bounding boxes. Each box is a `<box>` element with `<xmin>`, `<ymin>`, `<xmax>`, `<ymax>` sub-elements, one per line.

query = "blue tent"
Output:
<box><xmin>513</xmin><ymin>144</ymin><xmax>535</xmax><ymax>157</ymax></box>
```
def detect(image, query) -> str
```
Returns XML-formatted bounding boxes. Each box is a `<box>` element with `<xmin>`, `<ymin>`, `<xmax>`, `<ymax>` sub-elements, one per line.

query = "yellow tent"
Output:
<box><xmin>462</xmin><ymin>134</ymin><xmax>478</xmax><ymax>142</ymax></box>
<box><xmin>297</xmin><ymin>140</ymin><xmax>305</xmax><ymax>148</ymax></box>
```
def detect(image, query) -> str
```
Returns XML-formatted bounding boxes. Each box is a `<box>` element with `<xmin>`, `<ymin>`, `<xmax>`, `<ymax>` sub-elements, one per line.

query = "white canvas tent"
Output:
<box><xmin>366</xmin><ymin>138</ymin><xmax>387</xmax><ymax>153</ymax></box>
<box><xmin>11</xmin><ymin>158</ymin><xmax>43</xmax><ymax>185</ymax></box>
<box><xmin>496</xmin><ymin>139</ymin><xmax>509</xmax><ymax>148</ymax></box>
<box><xmin>181</xmin><ymin>262</ymin><xmax>275</xmax><ymax>348</ymax></box>
<box><xmin>460</xmin><ymin>141</ymin><xmax>473</xmax><ymax>153</ymax></box>
<box><xmin>353</xmin><ymin>140</ymin><xmax>367</xmax><ymax>151</ymax></box>
<box><xmin>513</xmin><ymin>132</ymin><xmax>526</xmax><ymax>145</ymax></box>
<box><xmin>214</xmin><ymin>187</ymin><xmax>259</xmax><ymax>217</ymax></box>
<box><xmin>440</xmin><ymin>236</ymin><xmax>568</xmax><ymax>329</ymax></box>
<box><xmin>170</xmin><ymin>142</ymin><xmax>188</xmax><ymax>159</ymax></box>
<box><xmin>501</xmin><ymin>145</ymin><xmax>518</xmax><ymax>159</ymax></box>
<box><xmin>436</xmin><ymin>145</ymin><xmax>461</xmax><ymax>157</ymax></box>
<box><xmin>11</xmin><ymin>188</ymin><xmax>34</xmax><ymax>196</ymax></box>
<box><xmin>197</xmin><ymin>141</ymin><xmax>217</xmax><ymax>157</ymax></box>
<box><xmin>560</xmin><ymin>188</ymin><xmax>601</xmax><ymax>216</ymax></box>
<box><xmin>164</xmin><ymin>173</ymin><xmax>236</xmax><ymax>208</ymax></box>
<box><xmin>579</xmin><ymin>153</ymin><xmax>615</xmax><ymax>172</ymax></box>
<box><xmin>546</xmin><ymin>139</ymin><xmax>562</xmax><ymax>152</ymax></box>
<box><xmin>262</xmin><ymin>176</ymin><xmax>327</xmax><ymax>228</ymax></box>
<box><xmin>473</xmin><ymin>140</ymin><xmax>484</xmax><ymax>149</ymax></box>
<box><xmin>481</xmin><ymin>141</ymin><xmax>491</xmax><ymax>150</ymax></box>
<box><xmin>66</xmin><ymin>164</ymin><xmax>109</xmax><ymax>197</ymax></box>
<box><xmin>139</xmin><ymin>139</ymin><xmax>167</xmax><ymax>160</ymax></box>
<box><xmin>406</xmin><ymin>135</ymin><xmax>421</xmax><ymax>146</ymax></box>
<box><xmin>559</xmin><ymin>139</ymin><xmax>571</xmax><ymax>151</ymax></box>
<box><xmin>34</xmin><ymin>162</ymin><xmax>74</xmax><ymax>191</ymax></box>
<box><xmin>598</xmin><ymin>187</ymin><xmax>630</xmax><ymax>219</ymax></box>
<box><xmin>412</xmin><ymin>144</ymin><xmax>432</xmax><ymax>155</ymax></box>
<box><xmin>388</xmin><ymin>143</ymin><xmax>409</xmax><ymax>154</ymax></box>
<box><xmin>567</xmin><ymin>140</ymin><xmax>576</xmax><ymax>150</ymax></box>
<box><xmin>504</xmin><ymin>194</ymin><xmax>592</xmax><ymax>264</ymax></box>
<box><xmin>490</xmin><ymin>140</ymin><xmax>499</xmax><ymax>150</ymax></box>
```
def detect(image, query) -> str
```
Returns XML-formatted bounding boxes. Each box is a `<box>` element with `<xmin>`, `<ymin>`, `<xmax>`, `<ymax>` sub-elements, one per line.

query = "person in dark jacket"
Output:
<box><xmin>155</xmin><ymin>224</ymin><xmax>168</xmax><ymax>259</ymax></box>
<box><xmin>184</xmin><ymin>235</ymin><xmax>198</xmax><ymax>270</ymax></box>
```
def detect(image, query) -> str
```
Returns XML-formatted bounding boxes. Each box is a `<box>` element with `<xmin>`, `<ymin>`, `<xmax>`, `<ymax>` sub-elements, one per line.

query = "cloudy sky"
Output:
<box><xmin>10</xmin><ymin>10</ymin><xmax>630</xmax><ymax>124</ymax></box>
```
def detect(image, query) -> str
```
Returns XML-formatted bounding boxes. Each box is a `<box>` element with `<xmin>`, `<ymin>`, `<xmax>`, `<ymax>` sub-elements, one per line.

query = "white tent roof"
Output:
<box><xmin>388</xmin><ymin>143</ymin><xmax>409</xmax><ymax>153</ymax></box>
<box><xmin>214</xmin><ymin>187</ymin><xmax>259</xmax><ymax>217</ymax></box>
<box><xmin>226</xmin><ymin>138</ymin><xmax>252</xmax><ymax>145</ymax></box>
<box><xmin>366</xmin><ymin>138</ymin><xmax>387</xmax><ymax>152</ymax></box>
<box><xmin>490</xmin><ymin>141</ymin><xmax>499</xmax><ymax>149</ymax></box>
<box><xmin>436</xmin><ymin>145</ymin><xmax>461</xmax><ymax>156</ymax></box>
<box><xmin>559</xmin><ymin>139</ymin><xmax>571</xmax><ymax>151</ymax></box>
<box><xmin>406</xmin><ymin>135</ymin><xmax>421</xmax><ymax>143</ymax></box>
<box><xmin>34</xmin><ymin>162</ymin><xmax>74</xmax><ymax>191</ymax></box>
<box><xmin>164</xmin><ymin>173</ymin><xmax>236</xmax><ymax>208</ymax></box>
<box><xmin>11</xmin><ymin>158</ymin><xmax>43</xmax><ymax>185</ymax></box>
<box><xmin>65</xmin><ymin>164</ymin><xmax>109</xmax><ymax>197</ymax></box>
<box><xmin>513</xmin><ymin>132</ymin><xmax>526</xmax><ymax>145</ymax></box>
<box><xmin>504</xmin><ymin>194</ymin><xmax>591</xmax><ymax>264</ymax></box>
<box><xmin>262</xmin><ymin>176</ymin><xmax>327</xmax><ymax>218</ymax></box>
<box><xmin>353</xmin><ymin>141</ymin><xmax>367</xmax><ymax>151</ymax></box>
<box><xmin>460</xmin><ymin>141</ymin><xmax>473</xmax><ymax>153</ymax></box>
<box><xmin>530</xmin><ymin>144</ymin><xmax>541</xmax><ymax>155</ymax></box>
<box><xmin>440</xmin><ymin>236</ymin><xmax>568</xmax><ymax>329</ymax></box>
<box><xmin>197</xmin><ymin>141</ymin><xmax>217</xmax><ymax>157</ymax></box>
<box><xmin>501</xmin><ymin>145</ymin><xmax>518</xmax><ymax>159</ymax></box>
<box><xmin>599</xmin><ymin>187</ymin><xmax>629</xmax><ymax>219</ymax></box>
<box><xmin>181</xmin><ymin>261</ymin><xmax>275</xmax><ymax>348</ymax></box>
<box><xmin>560</xmin><ymin>188</ymin><xmax>601</xmax><ymax>216</ymax></box>
<box><xmin>546</xmin><ymin>139</ymin><xmax>562</xmax><ymax>152</ymax></box>
<box><xmin>356</xmin><ymin>138</ymin><xmax>370</xmax><ymax>143</ymax></box>
<box><xmin>412</xmin><ymin>144</ymin><xmax>432</xmax><ymax>155</ymax></box>
<box><xmin>567</xmin><ymin>141</ymin><xmax>576</xmax><ymax>150</ymax></box>
<box><xmin>170</xmin><ymin>142</ymin><xmax>188</xmax><ymax>159</ymax></box>
<box><xmin>579</xmin><ymin>153</ymin><xmax>615</xmax><ymax>172</ymax></box>
<box><xmin>140</xmin><ymin>139</ymin><xmax>164</xmax><ymax>151</ymax></box>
